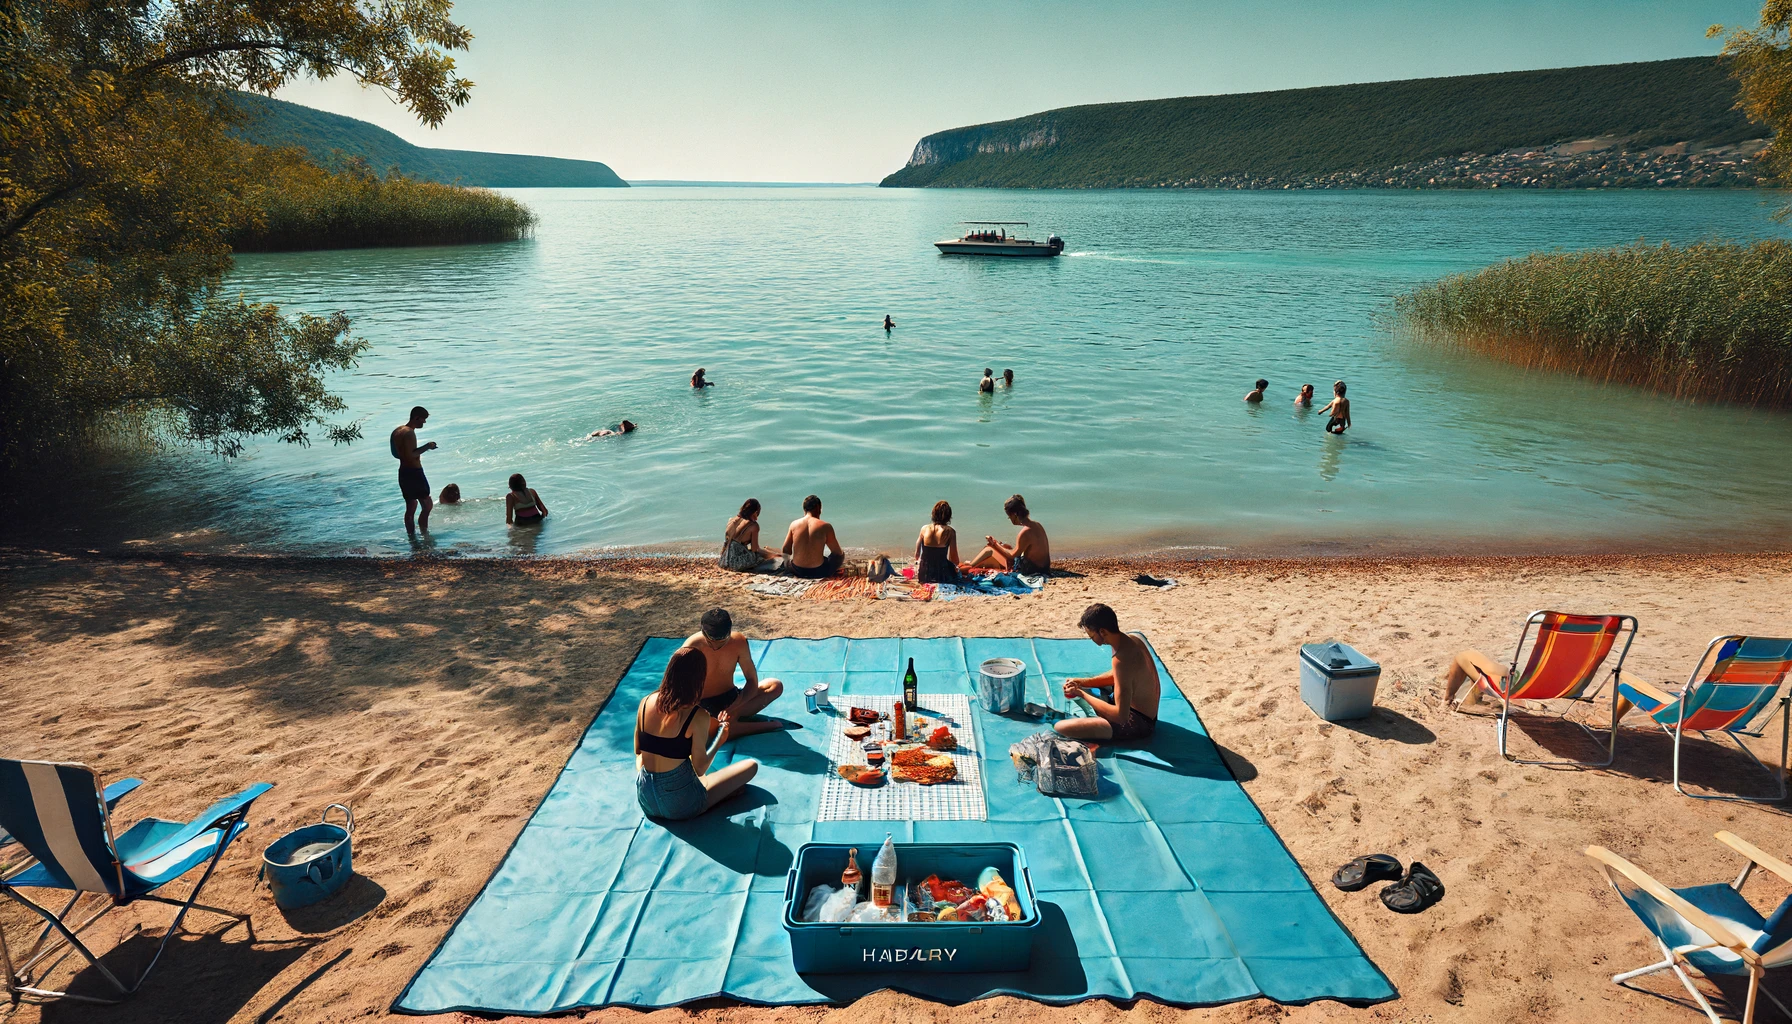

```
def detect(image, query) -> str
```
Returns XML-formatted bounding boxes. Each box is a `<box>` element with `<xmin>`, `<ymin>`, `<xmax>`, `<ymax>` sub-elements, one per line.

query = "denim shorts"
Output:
<box><xmin>637</xmin><ymin>761</ymin><xmax>708</xmax><ymax>820</ymax></box>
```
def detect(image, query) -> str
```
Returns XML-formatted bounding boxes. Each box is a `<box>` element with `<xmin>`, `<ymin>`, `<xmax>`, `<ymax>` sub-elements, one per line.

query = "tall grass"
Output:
<box><xmin>230</xmin><ymin>150</ymin><xmax>536</xmax><ymax>251</ymax></box>
<box><xmin>1394</xmin><ymin>240</ymin><xmax>1792</xmax><ymax>407</ymax></box>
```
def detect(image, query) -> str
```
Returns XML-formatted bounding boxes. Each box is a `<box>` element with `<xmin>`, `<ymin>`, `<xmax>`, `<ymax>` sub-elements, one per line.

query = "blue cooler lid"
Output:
<box><xmin>1300</xmin><ymin>640</ymin><xmax>1379</xmax><ymax>677</ymax></box>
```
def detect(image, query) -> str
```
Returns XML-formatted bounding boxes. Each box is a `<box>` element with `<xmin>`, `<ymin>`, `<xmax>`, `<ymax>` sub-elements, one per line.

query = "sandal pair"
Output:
<box><xmin>1331</xmin><ymin>855</ymin><xmax>1445</xmax><ymax>913</ymax></box>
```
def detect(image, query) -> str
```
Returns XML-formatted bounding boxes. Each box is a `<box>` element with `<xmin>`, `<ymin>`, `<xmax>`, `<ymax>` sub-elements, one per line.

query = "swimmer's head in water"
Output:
<box><xmin>931</xmin><ymin>500</ymin><xmax>952</xmax><ymax>525</ymax></box>
<box><xmin>700</xmin><ymin>606</ymin><xmax>732</xmax><ymax>643</ymax></box>
<box><xmin>984</xmin><ymin>368</ymin><xmax>993</xmax><ymax>377</ymax></box>
<box><xmin>1300</xmin><ymin>384</ymin><xmax>1314</xmax><ymax>397</ymax></box>
<box><xmin>509</xmin><ymin>473</ymin><xmax>527</xmax><ymax>492</ymax></box>
<box><xmin>802</xmin><ymin>494</ymin><xmax>822</xmax><ymax>515</ymax></box>
<box><xmin>1003</xmin><ymin>369</ymin><xmax>1014</xmax><ymax>383</ymax></box>
<box><xmin>1004</xmin><ymin>494</ymin><xmax>1029</xmax><ymax>520</ymax></box>
<box><xmin>1255</xmin><ymin>379</ymin><xmax>1269</xmax><ymax>391</ymax></box>
<box><xmin>439</xmin><ymin>483</ymin><xmax>461</xmax><ymax>504</ymax></box>
<box><xmin>409</xmin><ymin>405</ymin><xmax>429</xmax><ymax>426</ymax></box>
<box><xmin>1334</xmin><ymin>380</ymin><xmax>1347</xmax><ymax>395</ymax></box>
<box><xmin>738</xmin><ymin>497</ymin><xmax>761</xmax><ymax>519</ymax></box>
<box><xmin>619</xmin><ymin>420</ymin><xmax>637</xmax><ymax>433</ymax></box>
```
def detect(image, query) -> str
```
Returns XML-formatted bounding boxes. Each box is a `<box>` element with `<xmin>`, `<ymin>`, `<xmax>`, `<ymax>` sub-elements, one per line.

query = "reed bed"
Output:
<box><xmin>230</xmin><ymin>155</ymin><xmax>536</xmax><ymax>251</ymax></box>
<box><xmin>1394</xmin><ymin>239</ymin><xmax>1792</xmax><ymax>407</ymax></box>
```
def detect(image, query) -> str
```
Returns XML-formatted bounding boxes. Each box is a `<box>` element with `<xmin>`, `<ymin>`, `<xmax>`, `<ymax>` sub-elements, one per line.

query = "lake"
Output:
<box><xmin>80</xmin><ymin>186</ymin><xmax>1792</xmax><ymax>558</ymax></box>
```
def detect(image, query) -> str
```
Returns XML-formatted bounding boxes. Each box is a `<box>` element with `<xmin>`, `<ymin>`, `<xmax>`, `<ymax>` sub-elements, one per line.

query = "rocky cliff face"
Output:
<box><xmin>904</xmin><ymin>119</ymin><xmax>1060</xmax><ymax>167</ymax></box>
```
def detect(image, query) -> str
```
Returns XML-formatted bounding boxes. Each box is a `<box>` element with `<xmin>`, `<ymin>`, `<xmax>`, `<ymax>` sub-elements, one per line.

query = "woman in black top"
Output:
<box><xmin>913</xmin><ymin>500</ymin><xmax>961</xmax><ymax>584</ymax></box>
<box><xmin>635</xmin><ymin>647</ymin><xmax>758</xmax><ymax>819</ymax></box>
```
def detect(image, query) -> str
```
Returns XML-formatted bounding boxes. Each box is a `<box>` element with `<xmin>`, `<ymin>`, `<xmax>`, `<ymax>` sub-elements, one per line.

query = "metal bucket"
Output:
<box><xmin>261</xmin><ymin>804</ymin><xmax>354</xmax><ymax>910</ymax></box>
<box><xmin>977</xmin><ymin>658</ymin><xmax>1027</xmax><ymax>714</ymax></box>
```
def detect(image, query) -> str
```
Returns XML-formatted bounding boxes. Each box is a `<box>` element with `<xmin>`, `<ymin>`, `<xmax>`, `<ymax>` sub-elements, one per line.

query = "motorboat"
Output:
<box><xmin>935</xmin><ymin>221</ymin><xmax>1063</xmax><ymax>257</ymax></box>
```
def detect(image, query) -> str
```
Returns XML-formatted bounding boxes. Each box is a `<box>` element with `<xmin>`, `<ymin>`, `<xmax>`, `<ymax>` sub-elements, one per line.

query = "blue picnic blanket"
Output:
<box><xmin>395</xmin><ymin>636</ymin><xmax>1394</xmax><ymax>1014</ymax></box>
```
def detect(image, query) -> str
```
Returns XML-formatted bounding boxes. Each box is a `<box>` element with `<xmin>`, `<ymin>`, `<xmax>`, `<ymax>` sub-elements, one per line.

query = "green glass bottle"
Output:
<box><xmin>902</xmin><ymin>657</ymin><xmax>918</xmax><ymax>710</ymax></box>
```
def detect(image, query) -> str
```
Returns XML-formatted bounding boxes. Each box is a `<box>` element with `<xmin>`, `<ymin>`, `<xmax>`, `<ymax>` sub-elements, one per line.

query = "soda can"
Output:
<box><xmin>803</xmin><ymin>684</ymin><xmax>825</xmax><ymax>714</ymax></box>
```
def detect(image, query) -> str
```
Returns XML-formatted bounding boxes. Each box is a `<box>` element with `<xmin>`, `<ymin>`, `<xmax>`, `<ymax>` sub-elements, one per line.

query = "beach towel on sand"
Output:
<box><xmin>394</xmin><ymin>636</ymin><xmax>1394</xmax><ymax>1015</ymax></box>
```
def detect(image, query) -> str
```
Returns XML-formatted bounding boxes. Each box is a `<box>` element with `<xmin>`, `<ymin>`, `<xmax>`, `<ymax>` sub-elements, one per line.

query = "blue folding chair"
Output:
<box><xmin>0</xmin><ymin>759</ymin><xmax>271</xmax><ymax>1005</ymax></box>
<box><xmin>1</xmin><ymin>777</ymin><xmax>143</xmax><ymax>881</ymax></box>
<box><xmin>1589</xmin><ymin>833</ymin><xmax>1792</xmax><ymax>1024</ymax></box>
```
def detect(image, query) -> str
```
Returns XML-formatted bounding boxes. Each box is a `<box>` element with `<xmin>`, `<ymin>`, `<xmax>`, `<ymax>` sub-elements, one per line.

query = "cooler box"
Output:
<box><xmin>783</xmin><ymin>842</ymin><xmax>1038</xmax><ymax>973</ymax></box>
<box><xmin>976</xmin><ymin>658</ymin><xmax>1027</xmax><ymax>714</ymax></box>
<box><xmin>1299</xmin><ymin>641</ymin><xmax>1380</xmax><ymax>721</ymax></box>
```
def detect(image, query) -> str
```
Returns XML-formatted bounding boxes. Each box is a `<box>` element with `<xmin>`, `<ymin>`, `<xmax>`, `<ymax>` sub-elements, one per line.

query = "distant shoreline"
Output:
<box><xmin>626</xmin><ymin>180</ymin><xmax>877</xmax><ymax>187</ymax></box>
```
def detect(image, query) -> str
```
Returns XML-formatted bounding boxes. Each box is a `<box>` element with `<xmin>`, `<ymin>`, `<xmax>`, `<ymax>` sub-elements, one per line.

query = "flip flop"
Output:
<box><xmin>1331</xmin><ymin>854</ymin><xmax>1402</xmax><ymax>892</ymax></box>
<box><xmin>1380</xmin><ymin>862</ymin><xmax>1445</xmax><ymax>913</ymax></box>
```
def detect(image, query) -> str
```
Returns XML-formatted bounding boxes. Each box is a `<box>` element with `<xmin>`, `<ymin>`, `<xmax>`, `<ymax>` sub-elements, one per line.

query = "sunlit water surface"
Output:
<box><xmin>69</xmin><ymin>187</ymin><xmax>1792</xmax><ymax>558</ymax></box>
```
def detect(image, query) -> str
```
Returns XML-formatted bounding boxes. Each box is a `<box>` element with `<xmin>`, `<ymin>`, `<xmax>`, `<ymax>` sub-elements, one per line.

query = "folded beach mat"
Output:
<box><xmin>394</xmin><ymin>636</ymin><xmax>1394</xmax><ymax>1014</ymax></box>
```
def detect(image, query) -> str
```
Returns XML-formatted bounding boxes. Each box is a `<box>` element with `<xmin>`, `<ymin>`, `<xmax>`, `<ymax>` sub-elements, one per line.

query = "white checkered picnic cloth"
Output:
<box><xmin>815</xmin><ymin>693</ymin><xmax>987</xmax><ymax>821</ymax></box>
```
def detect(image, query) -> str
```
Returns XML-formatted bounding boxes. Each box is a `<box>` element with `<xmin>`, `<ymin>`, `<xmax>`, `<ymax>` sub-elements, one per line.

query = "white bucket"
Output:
<box><xmin>977</xmin><ymin>658</ymin><xmax>1027</xmax><ymax>714</ymax></box>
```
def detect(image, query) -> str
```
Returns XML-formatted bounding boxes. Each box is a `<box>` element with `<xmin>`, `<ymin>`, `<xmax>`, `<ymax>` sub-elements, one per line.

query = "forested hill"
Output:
<box><xmin>882</xmin><ymin>57</ymin><xmax>1767</xmax><ymax>190</ymax></box>
<box><xmin>231</xmin><ymin>93</ymin><xmax>627</xmax><ymax>188</ymax></box>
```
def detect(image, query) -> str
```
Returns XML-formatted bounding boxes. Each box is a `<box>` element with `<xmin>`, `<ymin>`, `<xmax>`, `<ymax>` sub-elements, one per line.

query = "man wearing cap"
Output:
<box><xmin>679</xmin><ymin>607</ymin><xmax>790</xmax><ymax>739</ymax></box>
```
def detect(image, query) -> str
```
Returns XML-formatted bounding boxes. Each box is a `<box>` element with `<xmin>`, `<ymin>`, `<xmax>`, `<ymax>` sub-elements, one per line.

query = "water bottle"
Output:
<box><xmin>903</xmin><ymin>657</ymin><xmax>918</xmax><ymax>710</ymax></box>
<box><xmin>871</xmin><ymin>832</ymin><xmax>897</xmax><ymax>907</ymax></box>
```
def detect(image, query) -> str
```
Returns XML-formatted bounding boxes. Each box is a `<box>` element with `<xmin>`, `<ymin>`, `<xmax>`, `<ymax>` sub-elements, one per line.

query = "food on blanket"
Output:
<box><xmin>836</xmin><ymin>764</ymin><xmax>885</xmax><ymax>786</ymax></box>
<box><xmin>892</xmin><ymin>756</ymin><xmax>957</xmax><ymax>785</ymax></box>
<box><xmin>844</xmin><ymin>724</ymin><xmax>870</xmax><ymax>740</ymax></box>
<box><xmin>925</xmin><ymin>724</ymin><xmax>957</xmax><ymax>751</ymax></box>
<box><xmin>847</xmin><ymin>707</ymin><xmax>882</xmax><ymax>726</ymax></box>
<box><xmin>978</xmin><ymin>867</ymin><xmax>1022</xmax><ymax>921</ymax></box>
<box><xmin>890</xmin><ymin>746</ymin><xmax>945</xmax><ymax>767</ymax></box>
<box><xmin>864</xmin><ymin>742</ymin><xmax>886</xmax><ymax>766</ymax></box>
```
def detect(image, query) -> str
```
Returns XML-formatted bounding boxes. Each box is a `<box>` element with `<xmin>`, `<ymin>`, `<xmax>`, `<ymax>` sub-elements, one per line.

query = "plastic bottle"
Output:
<box><xmin>903</xmin><ymin>658</ymin><xmax>919</xmax><ymax>710</ymax></box>
<box><xmin>840</xmin><ymin>848</ymin><xmax>862</xmax><ymax>893</ymax></box>
<box><xmin>871</xmin><ymin>832</ymin><xmax>897</xmax><ymax>907</ymax></box>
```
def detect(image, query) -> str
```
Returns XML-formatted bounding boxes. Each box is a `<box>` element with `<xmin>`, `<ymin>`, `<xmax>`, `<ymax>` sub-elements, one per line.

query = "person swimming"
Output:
<box><xmin>691</xmin><ymin>368</ymin><xmax>714</xmax><ymax>389</ymax></box>
<box><xmin>505</xmin><ymin>473</ymin><xmax>548</xmax><ymax>526</ymax></box>
<box><xmin>590</xmin><ymin>419</ymin><xmax>637</xmax><ymax>438</ymax></box>
<box><xmin>1319</xmin><ymin>381</ymin><xmax>1351</xmax><ymax>434</ymax></box>
<box><xmin>1245</xmin><ymin>379</ymin><xmax>1268</xmax><ymax>403</ymax></box>
<box><xmin>979</xmin><ymin>368</ymin><xmax>995</xmax><ymax>394</ymax></box>
<box><xmin>1294</xmin><ymin>384</ymin><xmax>1315</xmax><ymax>407</ymax></box>
<box><xmin>1002</xmin><ymin>368</ymin><xmax>1014</xmax><ymax>387</ymax></box>
<box><xmin>438</xmin><ymin>482</ymin><xmax>462</xmax><ymax>504</ymax></box>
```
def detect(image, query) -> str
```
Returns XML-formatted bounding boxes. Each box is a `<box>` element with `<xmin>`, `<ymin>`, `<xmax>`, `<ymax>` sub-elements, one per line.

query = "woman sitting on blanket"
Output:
<box><xmin>635</xmin><ymin>647</ymin><xmax>758</xmax><ymax>820</ymax></box>
<box><xmin>719</xmin><ymin>498</ymin><xmax>779</xmax><ymax>572</ymax></box>
<box><xmin>913</xmin><ymin>499</ymin><xmax>961</xmax><ymax>584</ymax></box>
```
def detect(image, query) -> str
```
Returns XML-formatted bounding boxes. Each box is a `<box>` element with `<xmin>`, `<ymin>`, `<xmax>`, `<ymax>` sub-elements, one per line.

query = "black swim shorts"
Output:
<box><xmin>398</xmin><ymin>466</ymin><xmax>430</xmax><ymax>501</ymax></box>
<box><xmin>1013</xmin><ymin>554</ymin><xmax>1047</xmax><ymax>576</ymax></box>
<box><xmin>699</xmin><ymin>687</ymin><xmax>741</xmax><ymax>715</ymax></box>
<box><xmin>1110</xmin><ymin>707</ymin><xmax>1157</xmax><ymax>741</ymax></box>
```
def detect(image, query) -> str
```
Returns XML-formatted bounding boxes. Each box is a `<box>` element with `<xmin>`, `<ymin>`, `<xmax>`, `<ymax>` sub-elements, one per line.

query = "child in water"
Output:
<box><xmin>1294</xmin><ymin>384</ymin><xmax>1315</xmax><ymax>407</ymax></box>
<box><xmin>1244</xmin><ymin>379</ymin><xmax>1268</xmax><ymax>403</ymax></box>
<box><xmin>1319</xmin><ymin>381</ymin><xmax>1350</xmax><ymax>434</ymax></box>
<box><xmin>438</xmin><ymin>483</ymin><xmax>462</xmax><ymax>504</ymax></box>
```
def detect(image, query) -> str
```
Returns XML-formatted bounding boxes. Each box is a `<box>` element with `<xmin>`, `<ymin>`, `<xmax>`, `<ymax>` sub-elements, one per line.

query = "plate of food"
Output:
<box><xmin>843</xmin><ymin>724</ymin><xmax>871</xmax><ymax>740</ymax></box>
<box><xmin>890</xmin><ymin>748</ymin><xmax>957</xmax><ymax>785</ymax></box>
<box><xmin>837</xmin><ymin>763</ymin><xmax>886</xmax><ymax>787</ymax></box>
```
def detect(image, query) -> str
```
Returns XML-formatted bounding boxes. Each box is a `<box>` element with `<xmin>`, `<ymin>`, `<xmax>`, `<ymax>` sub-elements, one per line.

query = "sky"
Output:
<box><xmin>274</xmin><ymin>0</ymin><xmax>1765</xmax><ymax>183</ymax></box>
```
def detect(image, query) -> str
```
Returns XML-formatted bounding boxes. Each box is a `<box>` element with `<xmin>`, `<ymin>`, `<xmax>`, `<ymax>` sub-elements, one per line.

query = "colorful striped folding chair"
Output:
<box><xmin>1588</xmin><ymin>833</ymin><xmax>1792</xmax><ymax>1024</ymax></box>
<box><xmin>0</xmin><ymin>759</ymin><xmax>271</xmax><ymax>1005</ymax></box>
<box><xmin>1469</xmin><ymin>610</ymin><xmax>1637</xmax><ymax>766</ymax></box>
<box><xmin>1615</xmin><ymin>635</ymin><xmax>1792</xmax><ymax>802</ymax></box>
<box><xmin>2</xmin><ymin>777</ymin><xmax>142</xmax><ymax>884</ymax></box>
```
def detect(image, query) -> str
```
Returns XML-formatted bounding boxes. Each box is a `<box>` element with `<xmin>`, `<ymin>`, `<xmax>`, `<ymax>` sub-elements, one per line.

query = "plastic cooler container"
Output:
<box><xmin>976</xmin><ymin>658</ymin><xmax>1027</xmax><ymax>714</ymax></box>
<box><xmin>784</xmin><ymin>842</ymin><xmax>1038</xmax><ymax>973</ymax></box>
<box><xmin>1299</xmin><ymin>641</ymin><xmax>1381</xmax><ymax>721</ymax></box>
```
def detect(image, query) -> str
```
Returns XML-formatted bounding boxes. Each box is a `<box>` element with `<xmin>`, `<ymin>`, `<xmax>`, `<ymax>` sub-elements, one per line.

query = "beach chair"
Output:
<box><xmin>1463</xmin><ymin>610</ymin><xmax>1637</xmax><ymax>766</ymax></box>
<box><xmin>0</xmin><ymin>777</ymin><xmax>142</xmax><ymax>881</ymax></box>
<box><xmin>1615</xmin><ymin>635</ymin><xmax>1792</xmax><ymax>802</ymax></box>
<box><xmin>0</xmin><ymin>759</ymin><xmax>271</xmax><ymax>1005</ymax></box>
<box><xmin>1588</xmin><ymin>834</ymin><xmax>1792</xmax><ymax>1024</ymax></box>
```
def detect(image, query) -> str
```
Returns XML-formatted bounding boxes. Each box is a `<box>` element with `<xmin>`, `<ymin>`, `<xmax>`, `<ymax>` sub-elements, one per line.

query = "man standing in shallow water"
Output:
<box><xmin>391</xmin><ymin>406</ymin><xmax>438</xmax><ymax>533</ymax></box>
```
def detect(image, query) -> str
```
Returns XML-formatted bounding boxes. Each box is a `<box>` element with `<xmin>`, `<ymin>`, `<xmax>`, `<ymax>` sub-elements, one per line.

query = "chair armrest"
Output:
<box><xmin>103</xmin><ymin>777</ymin><xmax>144</xmax><ymax>808</ymax></box>
<box><xmin>1585</xmin><ymin>846</ymin><xmax>1755</xmax><ymax>960</ymax></box>
<box><xmin>121</xmin><ymin>783</ymin><xmax>273</xmax><ymax>870</ymax></box>
<box><xmin>1714</xmin><ymin>831</ymin><xmax>1792</xmax><ymax>887</ymax></box>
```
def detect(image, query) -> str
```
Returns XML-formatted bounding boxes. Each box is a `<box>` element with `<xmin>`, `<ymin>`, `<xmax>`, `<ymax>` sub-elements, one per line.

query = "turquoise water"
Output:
<box><xmin>89</xmin><ymin>187</ymin><xmax>1792</xmax><ymax>557</ymax></box>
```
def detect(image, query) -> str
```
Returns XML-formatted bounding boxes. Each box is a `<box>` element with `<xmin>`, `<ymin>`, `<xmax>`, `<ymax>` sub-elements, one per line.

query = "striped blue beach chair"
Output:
<box><xmin>1589</xmin><ymin>833</ymin><xmax>1792</xmax><ymax>1024</ymax></box>
<box><xmin>0</xmin><ymin>759</ymin><xmax>271</xmax><ymax>1005</ymax></box>
<box><xmin>1</xmin><ymin>777</ymin><xmax>141</xmax><ymax>881</ymax></box>
<box><xmin>1615</xmin><ymin>636</ymin><xmax>1792</xmax><ymax>801</ymax></box>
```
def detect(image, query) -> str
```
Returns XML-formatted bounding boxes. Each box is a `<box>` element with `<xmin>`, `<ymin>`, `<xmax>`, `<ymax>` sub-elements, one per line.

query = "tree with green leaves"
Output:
<box><xmin>0</xmin><ymin>0</ymin><xmax>474</xmax><ymax>466</ymax></box>
<box><xmin>1714</xmin><ymin>1</ymin><xmax>1792</xmax><ymax>208</ymax></box>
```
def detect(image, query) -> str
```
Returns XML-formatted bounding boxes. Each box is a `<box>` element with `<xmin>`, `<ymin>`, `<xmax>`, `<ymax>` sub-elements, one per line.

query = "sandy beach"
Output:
<box><xmin>4</xmin><ymin>548</ymin><xmax>1792</xmax><ymax>1024</ymax></box>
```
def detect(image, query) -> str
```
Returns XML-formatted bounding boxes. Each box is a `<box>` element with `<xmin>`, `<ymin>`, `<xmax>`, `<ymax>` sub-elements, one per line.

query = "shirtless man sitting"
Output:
<box><xmin>680</xmin><ymin>607</ymin><xmax>790</xmax><ymax>740</ymax></box>
<box><xmin>1054</xmin><ymin>603</ymin><xmax>1162</xmax><ymax>744</ymax></box>
<box><xmin>968</xmin><ymin>494</ymin><xmax>1050</xmax><ymax>575</ymax></box>
<box><xmin>780</xmin><ymin>494</ymin><xmax>844</xmax><ymax>578</ymax></box>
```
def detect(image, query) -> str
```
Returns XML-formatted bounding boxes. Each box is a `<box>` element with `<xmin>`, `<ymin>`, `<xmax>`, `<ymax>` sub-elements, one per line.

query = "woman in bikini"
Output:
<box><xmin>635</xmin><ymin>647</ymin><xmax>758</xmax><ymax>819</ymax></box>
<box><xmin>505</xmin><ymin>473</ymin><xmax>548</xmax><ymax>527</ymax></box>
<box><xmin>719</xmin><ymin>498</ymin><xmax>779</xmax><ymax>572</ymax></box>
<box><xmin>913</xmin><ymin>500</ymin><xmax>961</xmax><ymax>584</ymax></box>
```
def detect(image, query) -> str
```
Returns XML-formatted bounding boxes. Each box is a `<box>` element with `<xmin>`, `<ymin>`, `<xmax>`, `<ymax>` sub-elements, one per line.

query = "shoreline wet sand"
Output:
<box><xmin>4</xmin><ymin>547</ymin><xmax>1792</xmax><ymax>1023</ymax></box>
